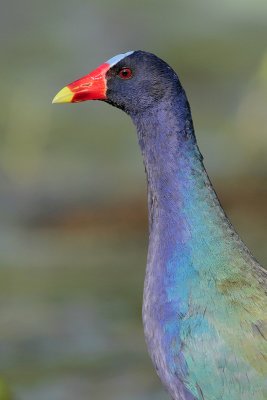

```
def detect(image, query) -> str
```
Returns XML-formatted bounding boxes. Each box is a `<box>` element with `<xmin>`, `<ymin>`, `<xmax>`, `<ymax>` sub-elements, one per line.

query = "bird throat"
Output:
<box><xmin>131</xmin><ymin>92</ymin><xmax>225</xmax><ymax>247</ymax></box>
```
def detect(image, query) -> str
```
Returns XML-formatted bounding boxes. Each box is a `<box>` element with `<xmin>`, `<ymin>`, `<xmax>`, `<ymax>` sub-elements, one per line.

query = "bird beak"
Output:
<box><xmin>52</xmin><ymin>62</ymin><xmax>110</xmax><ymax>104</ymax></box>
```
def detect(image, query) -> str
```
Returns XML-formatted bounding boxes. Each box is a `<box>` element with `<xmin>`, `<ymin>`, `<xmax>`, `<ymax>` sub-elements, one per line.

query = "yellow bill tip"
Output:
<box><xmin>52</xmin><ymin>86</ymin><xmax>74</xmax><ymax>104</ymax></box>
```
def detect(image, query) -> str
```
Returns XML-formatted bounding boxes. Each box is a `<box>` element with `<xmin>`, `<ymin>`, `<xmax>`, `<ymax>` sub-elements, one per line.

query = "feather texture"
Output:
<box><xmin>132</xmin><ymin>81</ymin><xmax>267</xmax><ymax>399</ymax></box>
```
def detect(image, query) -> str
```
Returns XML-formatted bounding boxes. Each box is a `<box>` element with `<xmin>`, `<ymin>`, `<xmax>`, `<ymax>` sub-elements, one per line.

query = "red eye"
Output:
<box><xmin>118</xmin><ymin>68</ymin><xmax>133</xmax><ymax>79</ymax></box>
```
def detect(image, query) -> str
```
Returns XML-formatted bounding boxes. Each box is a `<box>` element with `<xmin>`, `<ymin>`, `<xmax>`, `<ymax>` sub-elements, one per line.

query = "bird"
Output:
<box><xmin>53</xmin><ymin>51</ymin><xmax>267</xmax><ymax>400</ymax></box>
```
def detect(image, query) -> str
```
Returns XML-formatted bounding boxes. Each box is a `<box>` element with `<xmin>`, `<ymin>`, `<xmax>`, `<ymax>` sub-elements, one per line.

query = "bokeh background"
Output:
<box><xmin>0</xmin><ymin>1</ymin><xmax>267</xmax><ymax>399</ymax></box>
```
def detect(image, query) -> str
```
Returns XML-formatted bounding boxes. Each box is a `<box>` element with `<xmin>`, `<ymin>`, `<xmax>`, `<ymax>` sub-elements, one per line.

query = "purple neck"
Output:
<box><xmin>130</xmin><ymin>90</ymin><xmax>205</xmax><ymax>231</ymax></box>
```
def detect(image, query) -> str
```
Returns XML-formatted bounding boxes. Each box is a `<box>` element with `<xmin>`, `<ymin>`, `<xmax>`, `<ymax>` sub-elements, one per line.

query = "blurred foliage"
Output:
<box><xmin>0</xmin><ymin>0</ymin><xmax>266</xmax><ymax>399</ymax></box>
<box><xmin>0</xmin><ymin>378</ymin><xmax>12</xmax><ymax>400</ymax></box>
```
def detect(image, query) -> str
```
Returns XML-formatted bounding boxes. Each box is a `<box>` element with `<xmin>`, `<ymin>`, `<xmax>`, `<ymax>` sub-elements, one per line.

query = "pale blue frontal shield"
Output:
<box><xmin>107</xmin><ymin>51</ymin><xmax>134</xmax><ymax>67</ymax></box>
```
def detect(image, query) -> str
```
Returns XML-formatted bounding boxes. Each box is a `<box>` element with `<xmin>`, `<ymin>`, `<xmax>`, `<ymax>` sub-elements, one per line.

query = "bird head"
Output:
<box><xmin>52</xmin><ymin>50</ymin><xmax>180</xmax><ymax>115</ymax></box>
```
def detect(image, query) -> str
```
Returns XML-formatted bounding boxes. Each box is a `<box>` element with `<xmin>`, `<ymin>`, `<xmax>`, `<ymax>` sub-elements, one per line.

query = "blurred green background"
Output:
<box><xmin>1</xmin><ymin>1</ymin><xmax>267</xmax><ymax>399</ymax></box>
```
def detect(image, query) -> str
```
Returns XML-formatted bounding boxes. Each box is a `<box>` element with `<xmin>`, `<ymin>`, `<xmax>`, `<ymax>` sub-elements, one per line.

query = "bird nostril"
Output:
<box><xmin>81</xmin><ymin>82</ymin><xmax>92</xmax><ymax>87</ymax></box>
